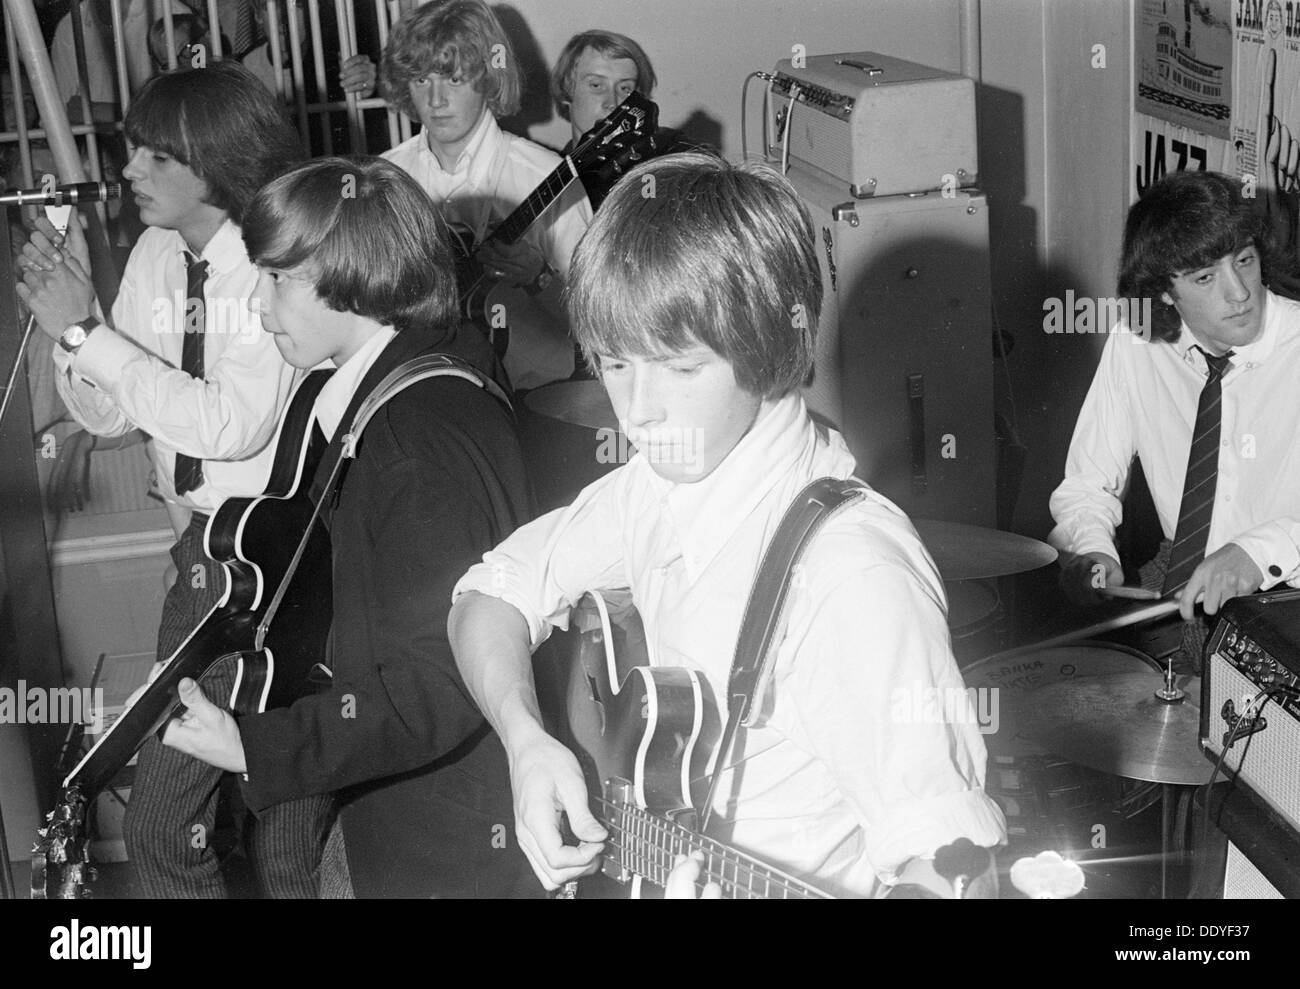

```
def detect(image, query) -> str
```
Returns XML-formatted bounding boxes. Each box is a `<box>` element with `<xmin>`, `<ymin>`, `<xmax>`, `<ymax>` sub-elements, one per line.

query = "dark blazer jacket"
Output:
<box><xmin>239</xmin><ymin>324</ymin><xmax>541</xmax><ymax>898</ymax></box>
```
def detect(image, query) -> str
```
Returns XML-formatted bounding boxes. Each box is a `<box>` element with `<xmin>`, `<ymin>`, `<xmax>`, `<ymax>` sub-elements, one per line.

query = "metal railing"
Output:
<box><xmin>1</xmin><ymin>0</ymin><xmax>410</xmax><ymax>198</ymax></box>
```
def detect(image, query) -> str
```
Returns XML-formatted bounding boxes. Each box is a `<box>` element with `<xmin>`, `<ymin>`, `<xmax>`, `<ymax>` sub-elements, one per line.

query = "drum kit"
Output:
<box><xmin>527</xmin><ymin>380</ymin><xmax>1209</xmax><ymax>897</ymax></box>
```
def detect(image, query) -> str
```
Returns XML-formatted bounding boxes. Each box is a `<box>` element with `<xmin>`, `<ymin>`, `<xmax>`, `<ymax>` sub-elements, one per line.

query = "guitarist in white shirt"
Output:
<box><xmin>378</xmin><ymin>0</ymin><xmax>591</xmax><ymax>390</ymax></box>
<box><xmin>449</xmin><ymin>153</ymin><xmax>1006</xmax><ymax>898</ymax></box>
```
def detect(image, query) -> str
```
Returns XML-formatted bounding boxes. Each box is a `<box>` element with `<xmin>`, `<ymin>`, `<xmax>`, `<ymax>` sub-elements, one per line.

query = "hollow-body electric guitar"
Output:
<box><xmin>538</xmin><ymin>590</ymin><xmax>833</xmax><ymax>899</ymax></box>
<box><xmin>32</xmin><ymin>369</ymin><xmax>336</xmax><ymax>898</ymax></box>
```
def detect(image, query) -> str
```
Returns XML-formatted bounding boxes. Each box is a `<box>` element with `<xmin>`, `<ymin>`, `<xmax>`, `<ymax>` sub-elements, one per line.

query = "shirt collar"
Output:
<box><xmin>419</xmin><ymin>108</ymin><xmax>498</xmax><ymax>180</ymax></box>
<box><xmin>641</xmin><ymin>393</ymin><xmax>832</xmax><ymax>582</ymax></box>
<box><xmin>1174</xmin><ymin>288</ymin><xmax>1281</xmax><ymax>368</ymax></box>
<box><xmin>314</xmin><ymin>326</ymin><xmax>398</xmax><ymax>442</ymax></box>
<box><xmin>172</xmin><ymin>218</ymin><xmax>247</xmax><ymax>277</ymax></box>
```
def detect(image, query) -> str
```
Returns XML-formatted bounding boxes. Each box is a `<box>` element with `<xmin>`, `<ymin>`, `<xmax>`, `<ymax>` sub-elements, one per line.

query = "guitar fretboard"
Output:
<box><xmin>598</xmin><ymin>796</ymin><xmax>830</xmax><ymax>899</ymax></box>
<box><xmin>487</xmin><ymin>159</ymin><xmax>579</xmax><ymax>248</ymax></box>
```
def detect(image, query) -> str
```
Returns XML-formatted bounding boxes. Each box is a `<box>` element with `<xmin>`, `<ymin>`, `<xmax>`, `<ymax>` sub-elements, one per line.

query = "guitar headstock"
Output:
<box><xmin>569</xmin><ymin>91</ymin><xmax>661</xmax><ymax>177</ymax></box>
<box><xmin>31</xmin><ymin>785</ymin><xmax>94</xmax><ymax>899</ymax></box>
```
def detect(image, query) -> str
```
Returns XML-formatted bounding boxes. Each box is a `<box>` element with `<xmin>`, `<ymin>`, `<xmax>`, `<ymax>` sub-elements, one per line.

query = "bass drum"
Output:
<box><xmin>963</xmin><ymin>643</ymin><xmax>1162</xmax><ymax>858</ymax></box>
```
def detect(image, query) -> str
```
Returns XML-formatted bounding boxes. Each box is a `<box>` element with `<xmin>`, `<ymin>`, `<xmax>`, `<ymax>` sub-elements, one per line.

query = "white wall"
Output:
<box><xmin>497</xmin><ymin>0</ymin><xmax>965</xmax><ymax>155</ymax></box>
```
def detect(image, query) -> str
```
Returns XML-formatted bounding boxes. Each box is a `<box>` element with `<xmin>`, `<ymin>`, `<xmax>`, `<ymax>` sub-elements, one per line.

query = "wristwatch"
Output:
<box><xmin>59</xmin><ymin>316</ymin><xmax>99</xmax><ymax>355</ymax></box>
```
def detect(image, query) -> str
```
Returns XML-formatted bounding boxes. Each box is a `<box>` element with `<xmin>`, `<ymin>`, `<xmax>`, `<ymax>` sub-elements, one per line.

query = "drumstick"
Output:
<box><xmin>1096</xmin><ymin>585</ymin><xmax>1163</xmax><ymax>601</ymax></box>
<box><xmin>982</xmin><ymin>598</ymin><xmax>1181</xmax><ymax>662</ymax></box>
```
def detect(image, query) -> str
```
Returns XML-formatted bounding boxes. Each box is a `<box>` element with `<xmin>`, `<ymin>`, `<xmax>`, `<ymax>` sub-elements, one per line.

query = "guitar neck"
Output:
<box><xmin>597</xmin><ymin>797</ymin><xmax>830</xmax><ymax>899</ymax></box>
<box><xmin>481</xmin><ymin>158</ymin><xmax>578</xmax><ymax>250</ymax></box>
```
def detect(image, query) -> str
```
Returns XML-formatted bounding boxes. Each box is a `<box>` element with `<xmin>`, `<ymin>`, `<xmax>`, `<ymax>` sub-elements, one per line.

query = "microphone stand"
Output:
<box><xmin>0</xmin><ymin>314</ymin><xmax>37</xmax><ymax>430</ymax></box>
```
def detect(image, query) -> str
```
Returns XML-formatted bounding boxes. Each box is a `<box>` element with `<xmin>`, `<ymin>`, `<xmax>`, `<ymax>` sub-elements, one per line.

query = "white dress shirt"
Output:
<box><xmin>53</xmin><ymin>221</ymin><xmax>300</xmax><ymax>515</ymax></box>
<box><xmin>311</xmin><ymin>327</ymin><xmax>396</xmax><ymax>442</ymax></box>
<box><xmin>1050</xmin><ymin>289</ymin><xmax>1300</xmax><ymax>588</ymax></box>
<box><xmin>455</xmin><ymin>393</ymin><xmax>1005</xmax><ymax>897</ymax></box>
<box><xmin>381</xmin><ymin>110</ymin><xmax>591</xmax><ymax>279</ymax></box>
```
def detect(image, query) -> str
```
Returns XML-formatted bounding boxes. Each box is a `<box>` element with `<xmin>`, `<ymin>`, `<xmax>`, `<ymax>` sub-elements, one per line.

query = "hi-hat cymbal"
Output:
<box><xmin>914</xmin><ymin>520</ymin><xmax>1057</xmax><ymax>581</ymax></box>
<box><xmin>525</xmin><ymin>380</ymin><xmax>618</xmax><ymax>432</ymax></box>
<box><xmin>1018</xmin><ymin>671</ymin><xmax>1206</xmax><ymax>785</ymax></box>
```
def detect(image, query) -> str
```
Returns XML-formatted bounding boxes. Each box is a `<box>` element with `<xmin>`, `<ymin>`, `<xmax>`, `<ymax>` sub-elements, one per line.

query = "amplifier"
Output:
<box><xmin>1202</xmin><ymin>591</ymin><xmax>1300</xmax><ymax>833</ymax></box>
<box><xmin>768</xmin><ymin>52</ymin><xmax>977</xmax><ymax>198</ymax></box>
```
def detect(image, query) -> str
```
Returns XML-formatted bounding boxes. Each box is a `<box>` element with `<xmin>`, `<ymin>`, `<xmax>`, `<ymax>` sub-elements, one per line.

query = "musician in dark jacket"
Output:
<box><xmin>163</xmin><ymin>156</ymin><xmax>539</xmax><ymax>898</ymax></box>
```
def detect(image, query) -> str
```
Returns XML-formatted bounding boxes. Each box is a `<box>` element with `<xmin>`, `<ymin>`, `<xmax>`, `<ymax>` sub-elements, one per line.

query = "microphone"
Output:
<box><xmin>0</xmin><ymin>181</ymin><xmax>122</xmax><ymax>207</ymax></box>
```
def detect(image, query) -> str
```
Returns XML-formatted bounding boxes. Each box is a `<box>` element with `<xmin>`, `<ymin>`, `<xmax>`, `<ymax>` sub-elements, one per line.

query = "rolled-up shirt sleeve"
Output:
<box><xmin>453</xmin><ymin>468</ymin><xmax>631</xmax><ymax>647</ymax></box>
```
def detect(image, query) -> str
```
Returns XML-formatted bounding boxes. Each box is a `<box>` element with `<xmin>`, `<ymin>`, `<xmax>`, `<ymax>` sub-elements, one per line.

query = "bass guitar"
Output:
<box><xmin>32</xmin><ymin>369</ymin><xmax>336</xmax><ymax>898</ymax></box>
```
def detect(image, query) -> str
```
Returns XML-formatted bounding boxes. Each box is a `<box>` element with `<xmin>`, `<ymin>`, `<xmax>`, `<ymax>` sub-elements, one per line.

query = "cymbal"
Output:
<box><xmin>525</xmin><ymin>380</ymin><xmax>618</xmax><ymax>432</ymax></box>
<box><xmin>914</xmin><ymin>520</ymin><xmax>1057</xmax><ymax>581</ymax></box>
<box><xmin>1019</xmin><ymin>671</ymin><xmax>1206</xmax><ymax>785</ymax></box>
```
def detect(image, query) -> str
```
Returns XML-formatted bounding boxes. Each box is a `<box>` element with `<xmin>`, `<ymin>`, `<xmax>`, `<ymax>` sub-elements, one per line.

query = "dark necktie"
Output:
<box><xmin>174</xmin><ymin>253</ymin><xmax>209</xmax><ymax>496</ymax></box>
<box><xmin>1162</xmin><ymin>346</ymin><xmax>1235</xmax><ymax>595</ymax></box>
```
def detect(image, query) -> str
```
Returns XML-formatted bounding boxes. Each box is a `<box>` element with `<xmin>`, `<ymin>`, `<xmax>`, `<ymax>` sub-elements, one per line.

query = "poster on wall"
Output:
<box><xmin>1132</xmin><ymin>112</ymin><xmax>1234</xmax><ymax>200</ymax></box>
<box><xmin>1231</xmin><ymin>0</ymin><xmax>1300</xmax><ymax>261</ymax></box>
<box><xmin>1135</xmin><ymin>0</ymin><xmax>1233</xmax><ymax>139</ymax></box>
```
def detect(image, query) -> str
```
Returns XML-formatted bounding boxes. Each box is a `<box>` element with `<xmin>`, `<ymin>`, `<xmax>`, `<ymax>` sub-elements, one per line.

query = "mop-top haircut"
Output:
<box><xmin>125</xmin><ymin>59</ymin><xmax>303</xmax><ymax>224</ymax></box>
<box><xmin>241</xmin><ymin>156</ymin><xmax>458</xmax><ymax>338</ymax></box>
<box><xmin>567</xmin><ymin>152</ymin><xmax>819</xmax><ymax>398</ymax></box>
<box><xmin>1118</xmin><ymin>169</ymin><xmax>1273</xmax><ymax>343</ymax></box>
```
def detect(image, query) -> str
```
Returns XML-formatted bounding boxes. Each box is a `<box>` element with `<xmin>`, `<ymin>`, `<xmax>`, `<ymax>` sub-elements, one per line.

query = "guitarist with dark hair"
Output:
<box><xmin>162</xmin><ymin>155</ymin><xmax>539</xmax><ymax>898</ymax></box>
<box><xmin>450</xmin><ymin>153</ymin><xmax>1007</xmax><ymax>899</ymax></box>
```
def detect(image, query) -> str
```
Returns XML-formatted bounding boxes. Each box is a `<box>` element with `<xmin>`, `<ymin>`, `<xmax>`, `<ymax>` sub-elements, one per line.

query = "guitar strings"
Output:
<box><xmin>594</xmin><ymin>794</ymin><xmax>824</xmax><ymax>898</ymax></box>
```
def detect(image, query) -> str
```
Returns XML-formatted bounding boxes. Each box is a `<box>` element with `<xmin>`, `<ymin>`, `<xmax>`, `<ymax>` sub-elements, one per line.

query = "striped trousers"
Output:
<box><xmin>122</xmin><ymin>513</ymin><xmax>334</xmax><ymax>897</ymax></box>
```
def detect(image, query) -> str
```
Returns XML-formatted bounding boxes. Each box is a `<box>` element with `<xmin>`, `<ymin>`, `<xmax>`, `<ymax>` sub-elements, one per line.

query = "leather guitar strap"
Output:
<box><xmin>699</xmin><ymin>476</ymin><xmax>868</xmax><ymax>829</ymax></box>
<box><xmin>253</xmin><ymin>354</ymin><xmax>510</xmax><ymax>649</ymax></box>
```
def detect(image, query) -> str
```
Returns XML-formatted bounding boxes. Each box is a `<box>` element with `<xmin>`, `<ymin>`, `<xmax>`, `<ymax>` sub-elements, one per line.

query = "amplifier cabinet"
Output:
<box><xmin>769</xmin><ymin>52</ymin><xmax>977</xmax><ymax>198</ymax></box>
<box><xmin>1224</xmin><ymin>842</ymin><xmax>1283</xmax><ymax>898</ymax></box>
<box><xmin>791</xmin><ymin>166</ymin><xmax>994</xmax><ymax>525</ymax></box>
<box><xmin>1202</xmin><ymin>592</ymin><xmax>1300</xmax><ymax>834</ymax></box>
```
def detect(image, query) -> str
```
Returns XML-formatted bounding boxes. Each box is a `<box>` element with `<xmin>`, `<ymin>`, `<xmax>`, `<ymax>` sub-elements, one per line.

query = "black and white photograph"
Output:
<box><xmin>0</xmin><ymin>0</ymin><xmax>1288</xmax><ymax>966</ymax></box>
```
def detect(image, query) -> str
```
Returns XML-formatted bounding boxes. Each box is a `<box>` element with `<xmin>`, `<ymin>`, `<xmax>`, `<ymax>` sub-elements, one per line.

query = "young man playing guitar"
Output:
<box><xmin>379</xmin><ymin>0</ymin><xmax>591</xmax><ymax>390</ymax></box>
<box><xmin>16</xmin><ymin>60</ymin><xmax>319</xmax><ymax>898</ymax></box>
<box><xmin>550</xmin><ymin>29</ymin><xmax>697</xmax><ymax>210</ymax></box>
<box><xmin>163</xmin><ymin>156</ymin><xmax>540</xmax><ymax>898</ymax></box>
<box><xmin>449</xmin><ymin>153</ymin><xmax>1006</xmax><ymax>898</ymax></box>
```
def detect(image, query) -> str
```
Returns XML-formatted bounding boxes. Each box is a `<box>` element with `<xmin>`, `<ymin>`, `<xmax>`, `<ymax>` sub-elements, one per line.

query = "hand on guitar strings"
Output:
<box><xmin>509</xmin><ymin>731</ymin><xmax>606</xmax><ymax>889</ymax></box>
<box><xmin>162</xmin><ymin>677</ymin><xmax>248</xmax><ymax>774</ymax></box>
<box><xmin>15</xmin><ymin>215</ymin><xmax>96</xmax><ymax>341</ymax></box>
<box><xmin>478</xmin><ymin>237</ymin><xmax>547</xmax><ymax>289</ymax></box>
<box><xmin>665</xmin><ymin>851</ymin><xmax>722</xmax><ymax>899</ymax></box>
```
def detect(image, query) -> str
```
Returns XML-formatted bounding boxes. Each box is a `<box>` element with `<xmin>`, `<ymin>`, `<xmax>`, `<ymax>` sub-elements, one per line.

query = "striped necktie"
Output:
<box><xmin>174</xmin><ymin>253</ymin><xmax>209</xmax><ymax>497</ymax></box>
<box><xmin>1162</xmin><ymin>346</ymin><xmax>1235</xmax><ymax>595</ymax></box>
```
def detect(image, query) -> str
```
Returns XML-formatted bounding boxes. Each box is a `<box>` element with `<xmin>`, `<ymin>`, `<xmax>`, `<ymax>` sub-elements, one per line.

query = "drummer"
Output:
<box><xmin>1050</xmin><ymin>170</ymin><xmax>1300</xmax><ymax>668</ymax></box>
